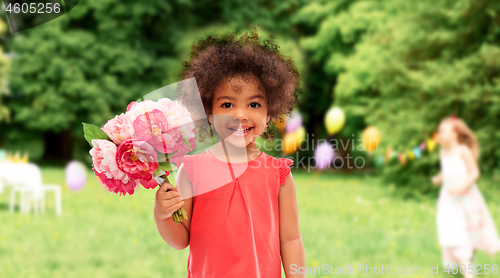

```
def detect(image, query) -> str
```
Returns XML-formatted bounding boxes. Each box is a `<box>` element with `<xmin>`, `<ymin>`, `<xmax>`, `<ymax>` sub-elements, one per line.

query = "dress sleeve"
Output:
<box><xmin>180</xmin><ymin>156</ymin><xmax>194</xmax><ymax>184</ymax></box>
<box><xmin>279</xmin><ymin>158</ymin><xmax>294</xmax><ymax>186</ymax></box>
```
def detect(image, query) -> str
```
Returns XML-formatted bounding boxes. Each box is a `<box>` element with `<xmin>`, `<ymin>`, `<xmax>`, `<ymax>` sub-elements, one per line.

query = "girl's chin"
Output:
<box><xmin>224</xmin><ymin>137</ymin><xmax>251</xmax><ymax>148</ymax></box>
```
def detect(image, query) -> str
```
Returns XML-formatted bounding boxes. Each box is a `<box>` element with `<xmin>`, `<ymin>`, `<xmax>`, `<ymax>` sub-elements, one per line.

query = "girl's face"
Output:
<box><xmin>437</xmin><ymin>120</ymin><xmax>458</xmax><ymax>147</ymax></box>
<box><xmin>210</xmin><ymin>75</ymin><xmax>270</xmax><ymax>148</ymax></box>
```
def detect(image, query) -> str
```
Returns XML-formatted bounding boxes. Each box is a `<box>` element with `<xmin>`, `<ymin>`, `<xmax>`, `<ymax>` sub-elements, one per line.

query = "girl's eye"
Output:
<box><xmin>249</xmin><ymin>102</ymin><xmax>261</xmax><ymax>108</ymax></box>
<box><xmin>221</xmin><ymin>102</ymin><xmax>233</xmax><ymax>109</ymax></box>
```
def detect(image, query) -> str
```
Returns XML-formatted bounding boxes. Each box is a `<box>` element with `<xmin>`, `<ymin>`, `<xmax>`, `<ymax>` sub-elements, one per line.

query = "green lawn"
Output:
<box><xmin>1</xmin><ymin>168</ymin><xmax>499</xmax><ymax>278</ymax></box>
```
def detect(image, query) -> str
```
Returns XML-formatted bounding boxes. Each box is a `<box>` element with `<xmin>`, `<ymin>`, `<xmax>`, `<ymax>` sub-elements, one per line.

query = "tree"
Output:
<box><xmin>296</xmin><ymin>0</ymin><xmax>500</xmax><ymax>196</ymax></box>
<box><xmin>1</xmin><ymin>0</ymin><xmax>307</xmax><ymax>164</ymax></box>
<box><xmin>0</xmin><ymin>16</ymin><xmax>10</xmax><ymax>127</ymax></box>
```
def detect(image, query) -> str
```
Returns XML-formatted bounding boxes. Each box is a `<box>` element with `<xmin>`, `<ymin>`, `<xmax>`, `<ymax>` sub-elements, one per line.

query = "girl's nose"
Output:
<box><xmin>233</xmin><ymin>107</ymin><xmax>248</xmax><ymax>122</ymax></box>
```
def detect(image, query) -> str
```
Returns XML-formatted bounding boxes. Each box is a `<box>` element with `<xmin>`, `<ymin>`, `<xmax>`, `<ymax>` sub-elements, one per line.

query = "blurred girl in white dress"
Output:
<box><xmin>431</xmin><ymin>116</ymin><xmax>500</xmax><ymax>278</ymax></box>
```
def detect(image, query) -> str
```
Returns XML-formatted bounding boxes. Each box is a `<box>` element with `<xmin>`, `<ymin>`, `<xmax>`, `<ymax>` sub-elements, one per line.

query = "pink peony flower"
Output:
<box><xmin>140</xmin><ymin>178</ymin><xmax>158</xmax><ymax>189</ymax></box>
<box><xmin>93</xmin><ymin>166</ymin><xmax>138</xmax><ymax>196</ymax></box>
<box><xmin>115</xmin><ymin>138</ymin><xmax>159</xmax><ymax>185</ymax></box>
<box><xmin>103</xmin><ymin>113</ymin><xmax>135</xmax><ymax>145</ymax></box>
<box><xmin>133</xmin><ymin>109</ymin><xmax>184</xmax><ymax>154</ymax></box>
<box><xmin>126</xmin><ymin>101</ymin><xmax>139</xmax><ymax>112</ymax></box>
<box><xmin>169</xmin><ymin>137</ymin><xmax>197</xmax><ymax>165</ymax></box>
<box><xmin>157</xmin><ymin>99</ymin><xmax>196</xmax><ymax>140</ymax></box>
<box><xmin>89</xmin><ymin>139</ymin><xmax>130</xmax><ymax>183</ymax></box>
<box><xmin>126</xmin><ymin>99</ymin><xmax>159</xmax><ymax>120</ymax></box>
<box><xmin>89</xmin><ymin>139</ymin><xmax>139</xmax><ymax>195</ymax></box>
<box><xmin>127</xmin><ymin>98</ymin><xmax>196</xmax><ymax>141</ymax></box>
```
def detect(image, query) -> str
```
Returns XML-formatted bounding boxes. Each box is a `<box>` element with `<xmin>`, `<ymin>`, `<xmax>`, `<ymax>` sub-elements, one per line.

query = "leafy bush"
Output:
<box><xmin>297</xmin><ymin>0</ymin><xmax>500</xmax><ymax>196</ymax></box>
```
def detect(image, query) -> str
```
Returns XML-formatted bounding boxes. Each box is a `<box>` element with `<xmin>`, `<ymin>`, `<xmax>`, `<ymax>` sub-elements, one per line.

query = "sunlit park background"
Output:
<box><xmin>1</xmin><ymin>0</ymin><xmax>500</xmax><ymax>277</ymax></box>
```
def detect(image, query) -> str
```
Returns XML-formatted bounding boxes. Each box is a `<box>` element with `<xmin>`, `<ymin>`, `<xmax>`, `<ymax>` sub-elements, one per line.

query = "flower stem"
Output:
<box><xmin>160</xmin><ymin>173</ymin><xmax>188</xmax><ymax>224</ymax></box>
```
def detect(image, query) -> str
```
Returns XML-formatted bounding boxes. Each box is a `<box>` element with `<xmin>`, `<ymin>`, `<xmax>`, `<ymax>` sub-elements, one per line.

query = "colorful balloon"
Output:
<box><xmin>314</xmin><ymin>141</ymin><xmax>335</xmax><ymax>169</ymax></box>
<box><xmin>324</xmin><ymin>107</ymin><xmax>345</xmax><ymax>135</ymax></box>
<box><xmin>283</xmin><ymin>126</ymin><xmax>306</xmax><ymax>154</ymax></box>
<box><xmin>413</xmin><ymin>147</ymin><xmax>421</xmax><ymax>159</ymax></box>
<box><xmin>376</xmin><ymin>156</ymin><xmax>384</xmax><ymax>166</ymax></box>
<box><xmin>285</xmin><ymin>111</ymin><xmax>303</xmax><ymax>134</ymax></box>
<box><xmin>361</xmin><ymin>126</ymin><xmax>381</xmax><ymax>153</ymax></box>
<box><xmin>65</xmin><ymin>160</ymin><xmax>87</xmax><ymax>191</ymax></box>
<box><xmin>427</xmin><ymin>139</ymin><xmax>436</xmax><ymax>152</ymax></box>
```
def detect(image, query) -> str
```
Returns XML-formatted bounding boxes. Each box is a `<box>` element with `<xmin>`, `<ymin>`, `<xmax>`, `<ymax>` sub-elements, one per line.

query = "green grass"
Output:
<box><xmin>1</xmin><ymin>168</ymin><xmax>499</xmax><ymax>277</ymax></box>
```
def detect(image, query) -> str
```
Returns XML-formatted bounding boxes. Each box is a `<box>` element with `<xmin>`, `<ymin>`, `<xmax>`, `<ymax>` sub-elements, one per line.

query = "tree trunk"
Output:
<box><xmin>42</xmin><ymin>129</ymin><xmax>73</xmax><ymax>165</ymax></box>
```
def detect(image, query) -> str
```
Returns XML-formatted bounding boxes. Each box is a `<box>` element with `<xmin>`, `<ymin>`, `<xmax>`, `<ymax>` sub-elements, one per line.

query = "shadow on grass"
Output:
<box><xmin>0</xmin><ymin>202</ymin><xmax>12</xmax><ymax>213</ymax></box>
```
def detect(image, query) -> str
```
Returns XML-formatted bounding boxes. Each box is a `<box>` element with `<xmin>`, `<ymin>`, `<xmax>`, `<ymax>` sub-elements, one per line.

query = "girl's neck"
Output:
<box><xmin>441</xmin><ymin>140</ymin><xmax>460</xmax><ymax>153</ymax></box>
<box><xmin>209</xmin><ymin>140</ymin><xmax>262</xmax><ymax>163</ymax></box>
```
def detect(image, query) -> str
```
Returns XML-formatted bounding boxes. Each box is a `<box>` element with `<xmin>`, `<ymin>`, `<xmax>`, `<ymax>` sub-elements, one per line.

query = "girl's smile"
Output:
<box><xmin>210</xmin><ymin>74</ymin><xmax>270</xmax><ymax>150</ymax></box>
<box><xmin>227</xmin><ymin>125</ymin><xmax>254</xmax><ymax>137</ymax></box>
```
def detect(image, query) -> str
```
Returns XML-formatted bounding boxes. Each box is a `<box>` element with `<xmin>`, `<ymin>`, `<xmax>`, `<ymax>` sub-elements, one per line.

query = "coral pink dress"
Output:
<box><xmin>180</xmin><ymin>150</ymin><xmax>294</xmax><ymax>278</ymax></box>
<box><xmin>437</xmin><ymin>149</ymin><xmax>500</xmax><ymax>264</ymax></box>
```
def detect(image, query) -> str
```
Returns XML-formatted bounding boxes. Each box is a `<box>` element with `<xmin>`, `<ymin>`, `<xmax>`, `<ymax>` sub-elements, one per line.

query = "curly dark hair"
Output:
<box><xmin>178</xmin><ymin>25</ymin><xmax>301</xmax><ymax>142</ymax></box>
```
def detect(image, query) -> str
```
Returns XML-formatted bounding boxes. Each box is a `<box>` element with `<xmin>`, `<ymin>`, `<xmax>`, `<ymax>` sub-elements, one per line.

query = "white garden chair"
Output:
<box><xmin>1</xmin><ymin>162</ymin><xmax>62</xmax><ymax>215</ymax></box>
<box><xmin>41</xmin><ymin>184</ymin><xmax>62</xmax><ymax>215</ymax></box>
<box><xmin>7</xmin><ymin>163</ymin><xmax>44</xmax><ymax>214</ymax></box>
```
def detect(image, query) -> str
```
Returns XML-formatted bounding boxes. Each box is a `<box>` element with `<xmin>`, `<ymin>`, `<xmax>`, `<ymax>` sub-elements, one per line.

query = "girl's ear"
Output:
<box><xmin>266</xmin><ymin>115</ymin><xmax>271</xmax><ymax>125</ymax></box>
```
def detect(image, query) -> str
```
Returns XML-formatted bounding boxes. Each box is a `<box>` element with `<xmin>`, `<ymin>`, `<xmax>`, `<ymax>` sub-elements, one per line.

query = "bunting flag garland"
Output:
<box><xmin>413</xmin><ymin>147</ymin><xmax>421</xmax><ymax>159</ymax></box>
<box><xmin>426</xmin><ymin>139</ymin><xmax>436</xmax><ymax>152</ymax></box>
<box><xmin>374</xmin><ymin>134</ymin><xmax>438</xmax><ymax>167</ymax></box>
<box><xmin>407</xmin><ymin>150</ymin><xmax>415</xmax><ymax>161</ymax></box>
<box><xmin>385</xmin><ymin>147</ymin><xmax>394</xmax><ymax>161</ymax></box>
<box><xmin>419</xmin><ymin>142</ymin><xmax>426</xmax><ymax>150</ymax></box>
<box><xmin>398</xmin><ymin>153</ymin><xmax>406</xmax><ymax>165</ymax></box>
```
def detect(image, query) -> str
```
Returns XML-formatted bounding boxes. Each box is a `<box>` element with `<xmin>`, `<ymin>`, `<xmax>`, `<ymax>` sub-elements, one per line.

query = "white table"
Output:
<box><xmin>0</xmin><ymin>162</ymin><xmax>45</xmax><ymax>214</ymax></box>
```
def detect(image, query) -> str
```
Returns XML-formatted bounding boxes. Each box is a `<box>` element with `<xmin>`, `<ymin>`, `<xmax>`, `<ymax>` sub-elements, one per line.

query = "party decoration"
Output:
<box><xmin>413</xmin><ymin>147</ymin><xmax>421</xmax><ymax>159</ymax></box>
<box><xmin>385</xmin><ymin>147</ymin><xmax>395</xmax><ymax>162</ymax></box>
<box><xmin>427</xmin><ymin>139</ymin><xmax>436</xmax><ymax>152</ymax></box>
<box><xmin>432</xmin><ymin>132</ymin><xmax>439</xmax><ymax>142</ymax></box>
<box><xmin>380</xmin><ymin>132</ymin><xmax>439</xmax><ymax>168</ymax></box>
<box><xmin>12</xmin><ymin>151</ymin><xmax>21</xmax><ymax>163</ymax></box>
<box><xmin>376</xmin><ymin>156</ymin><xmax>384</xmax><ymax>166</ymax></box>
<box><xmin>285</xmin><ymin>111</ymin><xmax>303</xmax><ymax>134</ymax></box>
<box><xmin>419</xmin><ymin>142</ymin><xmax>426</xmax><ymax>150</ymax></box>
<box><xmin>21</xmin><ymin>152</ymin><xmax>29</xmax><ymax>163</ymax></box>
<box><xmin>283</xmin><ymin>126</ymin><xmax>306</xmax><ymax>154</ymax></box>
<box><xmin>314</xmin><ymin>141</ymin><xmax>335</xmax><ymax>169</ymax></box>
<box><xmin>324</xmin><ymin>107</ymin><xmax>345</xmax><ymax>135</ymax></box>
<box><xmin>398</xmin><ymin>153</ymin><xmax>406</xmax><ymax>166</ymax></box>
<box><xmin>65</xmin><ymin>161</ymin><xmax>88</xmax><ymax>191</ymax></box>
<box><xmin>407</xmin><ymin>150</ymin><xmax>415</xmax><ymax>161</ymax></box>
<box><xmin>361</xmin><ymin>126</ymin><xmax>381</xmax><ymax>153</ymax></box>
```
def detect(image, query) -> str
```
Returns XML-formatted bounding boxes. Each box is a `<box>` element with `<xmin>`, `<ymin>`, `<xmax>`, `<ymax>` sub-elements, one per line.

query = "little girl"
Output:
<box><xmin>432</xmin><ymin>116</ymin><xmax>500</xmax><ymax>277</ymax></box>
<box><xmin>153</xmin><ymin>27</ymin><xmax>305</xmax><ymax>278</ymax></box>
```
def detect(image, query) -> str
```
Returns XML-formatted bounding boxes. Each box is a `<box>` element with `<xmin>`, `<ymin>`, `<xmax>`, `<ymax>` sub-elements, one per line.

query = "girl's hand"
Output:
<box><xmin>431</xmin><ymin>175</ymin><xmax>441</xmax><ymax>186</ymax></box>
<box><xmin>447</xmin><ymin>182</ymin><xmax>470</xmax><ymax>196</ymax></box>
<box><xmin>154</xmin><ymin>181</ymin><xmax>185</xmax><ymax>221</ymax></box>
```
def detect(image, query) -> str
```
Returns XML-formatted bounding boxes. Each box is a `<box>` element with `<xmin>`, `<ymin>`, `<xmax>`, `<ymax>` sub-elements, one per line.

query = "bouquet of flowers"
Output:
<box><xmin>82</xmin><ymin>98</ymin><xmax>196</xmax><ymax>223</ymax></box>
